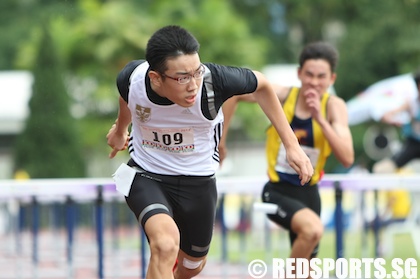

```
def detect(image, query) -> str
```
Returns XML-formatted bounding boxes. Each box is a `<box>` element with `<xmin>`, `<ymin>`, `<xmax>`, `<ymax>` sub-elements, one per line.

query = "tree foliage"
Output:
<box><xmin>2</xmin><ymin>0</ymin><xmax>420</xmax><ymax>174</ymax></box>
<box><xmin>14</xmin><ymin>24</ymin><xmax>85</xmax><ymax>178</ymax></box>
<box><xmin>335</xmin><ymin>1</ymin><xmax>420</xmax><ymax>101</ymax></box>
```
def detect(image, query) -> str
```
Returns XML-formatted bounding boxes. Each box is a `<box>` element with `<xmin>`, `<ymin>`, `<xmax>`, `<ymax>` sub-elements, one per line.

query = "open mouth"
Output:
<box><xmin>186</xmin><ymin>95</ymin><xmax>196</xmax><ymax>104</ymax></box>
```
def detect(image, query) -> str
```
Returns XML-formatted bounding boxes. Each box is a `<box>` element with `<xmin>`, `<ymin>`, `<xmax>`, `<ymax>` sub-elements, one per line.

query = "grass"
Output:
<box><xmin>207</xmin><ymin>228</ymin><xmax>419</xmax><ymax>279</ymax></box>
<box><xmin>115</xmin><ymin>224</ymin><xmax>418</xmax><ymax>278</ymax></box>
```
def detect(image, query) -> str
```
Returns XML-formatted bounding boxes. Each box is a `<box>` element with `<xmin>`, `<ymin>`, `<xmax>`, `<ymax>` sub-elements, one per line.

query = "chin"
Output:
<box><xmin>183</xmin><ymin>100</ymin><xmax>196</xmax><ymax>107</ymax></box>
<box><xmin>177</xmin><ymin>102</ymin><xmax>194</xmax><ymax>108</ymax></box>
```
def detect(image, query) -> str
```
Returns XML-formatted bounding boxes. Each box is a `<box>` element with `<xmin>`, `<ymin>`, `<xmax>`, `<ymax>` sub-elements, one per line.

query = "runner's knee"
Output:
<box><xmin>293</xmin><ymin>211</ymin><xmax>323</xmax><ymax>243</ymax></box>
<box><xmin>300</xmin><ymin>221</ymin><xmax>323</xmax><ymax>243</ymax></box>
<box><xmin>149</xmin><ymin>234</ymin><xmax>179</xmax><ymax>259</ymax></box>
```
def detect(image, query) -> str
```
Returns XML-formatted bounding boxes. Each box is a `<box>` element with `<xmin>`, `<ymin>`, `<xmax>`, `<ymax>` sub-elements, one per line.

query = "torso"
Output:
<box><xmin>266</xmin><ymin>87</ymin><xmax>331</xmax><ymax>186</ymax></box>
<box><xmin>117</xmin><ymin>61</ymin><xmax>258</xmax><ymax>176</ymax></box>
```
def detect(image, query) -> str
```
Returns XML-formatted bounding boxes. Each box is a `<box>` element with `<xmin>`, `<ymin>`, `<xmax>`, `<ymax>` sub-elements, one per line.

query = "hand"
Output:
<box><xmin>106</xmin><ymin>124</ymin><xmax>129</xmax><ymax>159</ymax></box>
<box><xmin>381</xmin><ymin>112</ymin><xmax>403</xmax><ymax>127</ymax></box>
<box><xmin>286</xmin><ymin>145</ymin><xmax>314</xmax><ymax>185</ymax></box>
<box><xmin>304</xmin><ymin>89</ymin><xmax>322</xmax><ymax>121</ymax></box>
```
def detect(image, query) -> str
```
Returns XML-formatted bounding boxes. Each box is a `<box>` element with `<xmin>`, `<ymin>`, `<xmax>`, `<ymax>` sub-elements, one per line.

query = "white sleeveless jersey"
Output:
<box><xmin>127</xmin><ymin>62</ymin><xmax>223</xmax><ymax>176</ymax></box>
<box><xmin>347</xmin><ymin>73</ymin><xmax>418</xmax><ymax>125</ymax></box>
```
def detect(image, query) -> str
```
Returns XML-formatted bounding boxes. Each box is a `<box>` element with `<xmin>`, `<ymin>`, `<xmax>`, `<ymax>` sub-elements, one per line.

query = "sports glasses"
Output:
<box><xmin>161</xmin><ymin>64</ymin><xmax>205</xmax><ymax>84</ymax></box>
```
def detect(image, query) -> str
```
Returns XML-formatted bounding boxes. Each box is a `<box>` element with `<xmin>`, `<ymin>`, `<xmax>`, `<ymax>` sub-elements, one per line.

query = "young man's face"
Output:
<box><xmin>155</xmin><ymin>53</ymin><xmax>204</xmax><ymax>108</ymax></box>
<box><xmin>297</xmin><ymin>59</ymin><xmax>336</xmax><ymax>96</ymax></box>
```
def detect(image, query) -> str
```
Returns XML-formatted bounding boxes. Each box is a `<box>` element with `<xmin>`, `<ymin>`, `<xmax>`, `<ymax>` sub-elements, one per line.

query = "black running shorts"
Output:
<box><xmin>125</xmin><ymin>159</ymin><xmax>218</xmax><ymax>257</ymax></box>
<box><xmin>261</xmin><ymin>180</ymin><xmax>321</xmax><ymax>257</ymax></box>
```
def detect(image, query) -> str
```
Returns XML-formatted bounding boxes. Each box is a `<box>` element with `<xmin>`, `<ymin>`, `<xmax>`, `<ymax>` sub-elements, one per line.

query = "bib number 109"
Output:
<box><xmin>152</xmin><ymin>131</ymin><xmax>183</xmax><ymax>145</ymax></box>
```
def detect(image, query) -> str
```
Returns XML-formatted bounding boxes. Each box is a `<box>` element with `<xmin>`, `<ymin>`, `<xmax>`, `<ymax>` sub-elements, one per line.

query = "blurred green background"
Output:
<box><xmin>1</xmin><ymin>0</ymin><xmax>420</xmax><ymax>178</ymax></box>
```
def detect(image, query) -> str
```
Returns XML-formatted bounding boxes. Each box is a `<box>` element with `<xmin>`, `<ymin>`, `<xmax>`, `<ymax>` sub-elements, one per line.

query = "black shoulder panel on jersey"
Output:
<box><xmin>200</xmin><ymin>63</ymin><xmax>258</xmax><ymax>119</ymax></box>
<box><xmin>116</xmin><ymin>60</ymin><xmax>145</xmax><ymax>102</ymax></box>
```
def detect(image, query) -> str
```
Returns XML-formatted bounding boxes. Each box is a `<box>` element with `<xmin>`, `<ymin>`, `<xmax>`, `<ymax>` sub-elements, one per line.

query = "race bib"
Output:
<box><xmin>275</xmin><ymin>144</ymin><xmax>320</xmax><ymax>174</ymax></box>
<box><xmin>140</xmin><ymin>126</ymin><xmax>195</xmax><ymax>153</ymax></box>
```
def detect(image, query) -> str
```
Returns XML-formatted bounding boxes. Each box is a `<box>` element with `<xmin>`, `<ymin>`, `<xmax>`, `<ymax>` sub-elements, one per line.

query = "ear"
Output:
<box><xmin>330</xmin><ymin>72</ymin><xmax>337</xmax><ymax>85</ymax></box>
<box><xmin>148</xmin><ymin>70</ymin><xmax>162</xmax><ymax>87</ymax></box>
<box><xmin>297</xmin><ymin>67</ymin><xmax>302</xmax><ymax>80</ymax></box>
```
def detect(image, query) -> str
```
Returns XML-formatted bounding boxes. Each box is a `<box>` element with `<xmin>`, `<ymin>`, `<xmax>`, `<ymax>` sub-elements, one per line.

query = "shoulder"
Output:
<box><xmin>204</xmin><ymin>63</ymin><xmax>257</xmax><ymax>85</ymax></box>
<box><xmin>326</xmin><ymin>94</ymin><xmax>348</xmax><ymax>120</ymax></box>
<box><xmin>117</xmin><ymin>60</ymin><xmax>145</xmax><ymax>83</ymax></box>
<box><xmin>117</xmin><ymin>60</ymin><xmax>146</xmax><ymax>101</ymax></box>
<box><xmin>274</xmin><ymin>84</ymin><xmax>293</xmax><ymax>103</ymax></box>
<box><xmin>203</xmin><ymin>63</ymin><xmax>258</xmax><ymax>94</ymax></box>
<box><xmin>204</xmin><ymin>62</ymin><xmax>255</xmax><ymax>76</ymax></box>
<box><xmin>121</xmin><ymin>59</ymin><xmax>145</xmax><ymax>72</ymax></box>
<box><xmin>327</xmin><ymin>94</ymin><xmax>346</xmax><ymax>107</ymax></box>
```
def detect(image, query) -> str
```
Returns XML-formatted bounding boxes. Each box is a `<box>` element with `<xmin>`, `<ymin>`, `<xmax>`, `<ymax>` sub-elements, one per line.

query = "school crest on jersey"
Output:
<box><xmin>136</xmin><ymin>105</ymin><xmax>151</xmax><ymax>123</ymax></box>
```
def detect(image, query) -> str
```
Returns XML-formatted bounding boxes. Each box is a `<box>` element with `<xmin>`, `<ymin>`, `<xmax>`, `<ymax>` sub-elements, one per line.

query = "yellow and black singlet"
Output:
<box><xmin>266</xmin><ymin>87</ymin><xmax>332</xmax><ymax>186</ymax></box>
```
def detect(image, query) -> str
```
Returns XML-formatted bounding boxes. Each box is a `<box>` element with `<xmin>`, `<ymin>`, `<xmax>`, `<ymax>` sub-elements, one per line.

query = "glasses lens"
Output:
<box><xmin>174</xmin><ymin>65</ymin><xmax>204</xmax><ymax>84</ymax></box>
<box><xmin>193</xmin><ymin>66</ymin><xmax>205</xmax><ymax>79</ymax></box>
<box><xmin>178</xmin><ymin>76</ymin><xmax>191</xmax><ymax>84</ymax></box>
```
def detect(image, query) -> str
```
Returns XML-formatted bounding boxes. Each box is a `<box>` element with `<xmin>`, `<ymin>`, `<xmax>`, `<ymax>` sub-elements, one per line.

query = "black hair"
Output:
<box><xmin>145</xmin><ymin>25</ymin><xmax>200</xmax><ymax>73</ymax></box>
<box><xmin>299</xmin><ymin>41</ymin><xmax>339</xmax><ymax>72</ymax></box>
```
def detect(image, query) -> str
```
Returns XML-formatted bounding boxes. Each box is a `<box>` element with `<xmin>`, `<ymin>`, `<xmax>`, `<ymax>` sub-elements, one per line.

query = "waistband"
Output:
<box><xmin>129</xmin><ymin>163</ymin><xmax>215</xmax><ymax>186</ymax></box>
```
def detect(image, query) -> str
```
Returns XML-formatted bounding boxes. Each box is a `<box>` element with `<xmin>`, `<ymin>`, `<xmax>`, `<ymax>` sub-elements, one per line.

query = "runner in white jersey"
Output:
<box><xmin>127</xmin><ymin>61</ymin><xmax>223</xmax><ymax>176</ymax></box>
<box><xmin>373</xmin><ymin>71</ymin><xmax>420</xmax><ymax>174</ymax></box>
<box><xmin>106</xmin><ymin>25</ymin><xmax>313</xmax><ymax>279</ymax></box>
<box><xmin>347</xmin><ymin>73</ymin><xmax>419</xmax><ymax>126</ymax></box>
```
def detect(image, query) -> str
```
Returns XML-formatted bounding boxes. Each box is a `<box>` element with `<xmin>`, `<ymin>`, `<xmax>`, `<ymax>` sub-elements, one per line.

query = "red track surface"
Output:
<box><xmin>0</xmin><ymin>228</ymin><xmax>256</xmax><ymax>279</ymax></box>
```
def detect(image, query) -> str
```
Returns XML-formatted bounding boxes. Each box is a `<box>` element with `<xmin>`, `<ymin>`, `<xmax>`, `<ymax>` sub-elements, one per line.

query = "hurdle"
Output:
<box><xmin>252</xmin><ymin>202</ymin><xmax>278</xmax><ymax>214</ymax></box>
<box><xmin>0</xmin><ymin>178</ymin><xmax>119</xmax><ymax>279</ymax></box>
<box><xmin>215</xmin><ymin>173</ymin><xmax>420</xmax><ymax>261</ymax></box>
<box><xmin>1</xmin><ymin>173</ymin><xmax>420</xmax><ymax>278</ymax></box>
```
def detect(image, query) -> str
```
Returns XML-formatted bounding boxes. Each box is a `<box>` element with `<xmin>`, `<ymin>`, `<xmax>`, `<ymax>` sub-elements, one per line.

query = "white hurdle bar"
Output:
<box><xmin>1</xmin><ymin>173</ymin><xmax>420</xmax><ymax>277</ymax></box>
<box><xmin>1</xmin><ymin>173</ymin><xmax>420</xmax><ymax>198</ymax></box>
<box><xmin>253</xmin><ymin>202</ymin><xmax>278</xmax><ymax>214</ymax></box>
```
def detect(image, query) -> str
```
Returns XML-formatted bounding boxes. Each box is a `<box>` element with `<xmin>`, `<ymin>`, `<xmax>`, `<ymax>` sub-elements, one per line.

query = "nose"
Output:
<box><xmin>308</xmin><ymin>76</ymin><xmax>320</xmax><ymax>87</ymax></box>
<box><xmin>187</xmin><ymin>76</ymin><xmax>199</xmax><ymax>91</ymax></box>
